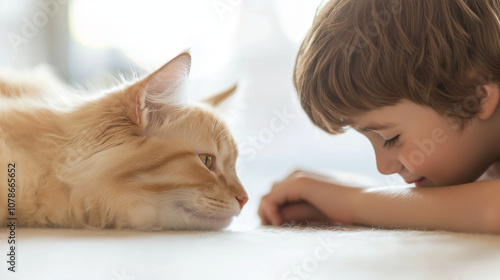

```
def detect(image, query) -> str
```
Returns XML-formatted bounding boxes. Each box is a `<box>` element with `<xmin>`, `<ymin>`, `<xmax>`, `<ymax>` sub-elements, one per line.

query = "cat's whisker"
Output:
<box><xmin>156</xmin><ymin>195</ymin><xmax>195</xmax><ymax>203</ymax></box>
<box><xmin>214</xmin><ymin>119</ymin><xmax>224</xmax><ymax>131</ymax></box>
<box><xmin>210</xmin><ymin>113</ymin><xmax>219</xmax><ymax>132</ymax></box>
<box><xmin>217</xmin><ymin>133</ymin><xmax>233</xmax><ymax>145</ymax></box>
<box><xmin>216</xmin><ymin>127</ymin><xmax>231</xmax><ymax>143</ymax></box>
<box><xmin>216</xmin><ymin>131</ymin><xmax>234</xmax><ymax>146</ymax></box>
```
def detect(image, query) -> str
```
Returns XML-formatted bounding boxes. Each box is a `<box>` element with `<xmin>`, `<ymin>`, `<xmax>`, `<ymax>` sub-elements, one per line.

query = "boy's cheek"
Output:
<box><xmin>399</xmin><ymin>133</ymin><xmax>450</xmax><ymax>171</ymax></box>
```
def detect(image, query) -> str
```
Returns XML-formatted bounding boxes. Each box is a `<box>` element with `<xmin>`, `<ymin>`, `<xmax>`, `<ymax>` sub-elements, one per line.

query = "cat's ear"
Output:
<box><xmin>200</xmin><ymin>84</ymin><xmax>237</xmax><ymax>108</ymax></box>
<box><xmin>129</xmin><ymin>52</ymin><xmax>191</xmax><ymax>126</ymax></box>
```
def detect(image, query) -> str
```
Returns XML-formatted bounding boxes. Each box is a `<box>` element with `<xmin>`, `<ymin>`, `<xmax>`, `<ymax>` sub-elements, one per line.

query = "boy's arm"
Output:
<box><xmin>259</xmin><ymin>171</ymin><xmax>500</xmax><ymax>233</ymax></box>
<box><xmin>302</xmin><ymin>178</ymin><xmax>500</xmax><ymax>233</ymax></box>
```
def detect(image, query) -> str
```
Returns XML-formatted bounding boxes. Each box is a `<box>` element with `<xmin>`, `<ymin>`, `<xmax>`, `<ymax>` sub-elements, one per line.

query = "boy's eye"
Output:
<box><xmin>198</xmin><ymin>154</ymin><xmax>214</xmax><ymax>169</ymax></box>
<box><xmin>383</xmin><ymin>135</ymin><xmax>400</xmax><ymax>149</ymax></box>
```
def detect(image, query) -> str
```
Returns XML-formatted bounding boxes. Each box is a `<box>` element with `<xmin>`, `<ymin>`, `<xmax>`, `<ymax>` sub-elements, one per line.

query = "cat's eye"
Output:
<box><xmin>198</xmin><ymin>154</ymin><xmax>214</xmax><ymax>169</ymax></box>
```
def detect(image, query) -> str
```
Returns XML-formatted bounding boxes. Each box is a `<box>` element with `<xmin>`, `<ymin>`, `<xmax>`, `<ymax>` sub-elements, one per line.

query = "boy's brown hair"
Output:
<box><xmin>294</xmin><ymin>0</ymin><xmax>500</xmax><ymax>134</ymax></box>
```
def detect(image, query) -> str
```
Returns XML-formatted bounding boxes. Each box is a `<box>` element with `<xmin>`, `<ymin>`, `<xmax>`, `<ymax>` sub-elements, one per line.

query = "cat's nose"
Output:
<box><xmin>236</xmin><ymin>196</ymin><xmax>248</xmax><ymax>209</ymax></box>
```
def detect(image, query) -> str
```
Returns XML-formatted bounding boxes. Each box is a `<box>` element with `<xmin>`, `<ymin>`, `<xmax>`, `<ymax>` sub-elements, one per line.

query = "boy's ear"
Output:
<box><xmin>200</xmin><ymin>84</ymin><xmax>237</xmax><ymax>108</ymax></box>
<box><xmin>128</xmin><ymin>52</ymin><xmax>191</xmax><ymax>126</ymax></box>
<box><xmin>477</xmin><ymin>83</ymin><xmax>500</xmax><ymax>120</ymax></box>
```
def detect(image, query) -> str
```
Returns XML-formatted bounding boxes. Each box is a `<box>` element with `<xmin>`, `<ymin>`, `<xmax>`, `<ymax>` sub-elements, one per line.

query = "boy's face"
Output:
<box><xmin>351</xmin><ymin>100</ymin><xmax>493</xmax><ymax>187</ymax></box>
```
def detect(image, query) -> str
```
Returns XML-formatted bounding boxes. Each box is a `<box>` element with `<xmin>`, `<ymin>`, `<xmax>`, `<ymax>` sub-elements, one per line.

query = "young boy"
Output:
<box><xmin>258</xmin><ymin>0</ymin><xmax>500</xmax><ymax>234</ymax></box>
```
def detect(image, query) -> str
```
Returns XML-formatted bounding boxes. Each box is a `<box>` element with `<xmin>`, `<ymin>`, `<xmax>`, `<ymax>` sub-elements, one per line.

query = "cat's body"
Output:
<box><xmin>0</xmin><ymin>53</ymin><xmax>248</xmax><ymax>230</ymax></box>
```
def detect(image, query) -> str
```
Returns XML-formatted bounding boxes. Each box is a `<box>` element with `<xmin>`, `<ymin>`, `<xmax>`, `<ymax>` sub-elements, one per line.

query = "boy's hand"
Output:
<box><xmin>259</xmin><ymin>170</ymin><xmax>500</xmax><ymax>233</ymax></box>
<box><xmin>258</xmin><ymin>170</ymin><xmax>319</xmax><ymax>226</ymax></box>
<box><xmin>258</xmin><ymin>170</ymin><xmax>356</xmax><ymax>226</ymax></box>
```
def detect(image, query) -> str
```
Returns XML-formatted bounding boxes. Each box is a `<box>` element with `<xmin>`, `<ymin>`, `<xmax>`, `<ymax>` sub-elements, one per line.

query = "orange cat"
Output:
<box><xmin>0</xmin><ymin>52</ymin><xmax>248</xmax><ymax>230</ymax></box>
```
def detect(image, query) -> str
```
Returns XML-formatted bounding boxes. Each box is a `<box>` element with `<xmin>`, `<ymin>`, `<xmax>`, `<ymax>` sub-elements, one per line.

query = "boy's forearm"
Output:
<box><xmin>301</xmin><ymin>179</ymin><xmax>500</xmax><ymax>233</ymax></box>
<box><xmin>352</xmin><ymin>179</ymin><xmax>500</xmax><ymax>233</ymax></box>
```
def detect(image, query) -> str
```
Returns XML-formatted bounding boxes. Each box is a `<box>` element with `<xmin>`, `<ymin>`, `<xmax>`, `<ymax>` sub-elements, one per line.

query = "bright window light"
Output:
<box><xmin>69</xmin><ymin>0</ymin><xmax>238</xmax><ymax>77</ymax></box>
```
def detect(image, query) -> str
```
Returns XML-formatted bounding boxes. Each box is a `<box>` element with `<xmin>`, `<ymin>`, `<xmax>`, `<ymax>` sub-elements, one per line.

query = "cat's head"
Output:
<box><xmin>60</xmin><ymin>52</ymin><xmax>248</xmax><ymax>230</ymax></box>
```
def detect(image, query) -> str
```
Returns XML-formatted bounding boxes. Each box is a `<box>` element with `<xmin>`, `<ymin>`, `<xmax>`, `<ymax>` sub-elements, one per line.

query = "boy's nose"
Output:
<box><xmin>377</xmin><ymin>160</ymin><xmax>401</xmax><ymax>175</ymax></box>
<box><xmin>375</xmin><ymin>152</ymin><xmax>401</xmax><ymax>175</ymax></box>
<box><xmin>236</xmin><ymin>196</ymin><xmax>248</xmax><ymax>209</ymax></box>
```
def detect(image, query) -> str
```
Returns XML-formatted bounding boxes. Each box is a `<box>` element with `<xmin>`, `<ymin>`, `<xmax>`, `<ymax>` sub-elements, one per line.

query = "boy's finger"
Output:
<box><xmin>258</xmin><ymin>199</ymin><xmax>273</xmax><ymax>225</ymax></box>
<box><xmin>258</xmin><ymin>203</ymin><xmax>270</xmax><ymax>225</ymax></box>
<box><xmin>264</xmin><ymin>204</ymin><xmax>282</xmax><ymax>226</ymax></box>
<box><xmin>260</xmin><ymin>215</ymin><xmax>272</xmax><ymax>226</ymax></box>
<box><xmin>258</xmin><ymin>198</ymin><xmax>282</xmax><ymax>226</ymax></box>
<box><xmin>279</xmin><ymin>201</ymin><xmax>328</xmax><ymax>223</ymax></box>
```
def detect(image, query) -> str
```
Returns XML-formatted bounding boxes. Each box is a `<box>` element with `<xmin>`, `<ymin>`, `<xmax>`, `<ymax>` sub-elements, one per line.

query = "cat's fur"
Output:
<box><xmin>0</xmin><ymin>52</ymin><xmax>248</xmax><ymax>230</ymax></box>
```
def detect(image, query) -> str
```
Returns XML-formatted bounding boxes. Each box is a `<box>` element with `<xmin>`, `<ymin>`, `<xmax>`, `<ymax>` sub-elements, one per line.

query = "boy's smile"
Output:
<box><xmin>351</xmin><ymin>96</ymin><xmax>500</xmax><ymax>187</ymax></box>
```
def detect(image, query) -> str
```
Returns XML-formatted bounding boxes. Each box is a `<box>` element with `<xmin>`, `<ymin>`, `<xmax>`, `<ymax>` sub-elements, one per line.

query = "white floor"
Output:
<box><xmin>2</xmin><ymin>224</ymin><xmax>500</xmax><ymax>280</ymax></box>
